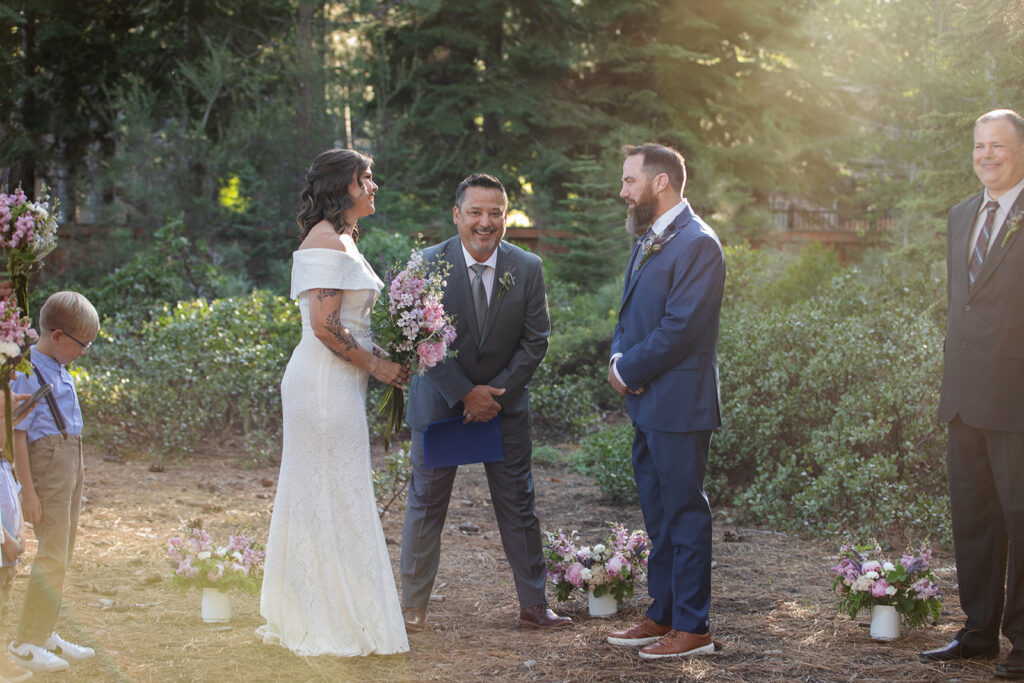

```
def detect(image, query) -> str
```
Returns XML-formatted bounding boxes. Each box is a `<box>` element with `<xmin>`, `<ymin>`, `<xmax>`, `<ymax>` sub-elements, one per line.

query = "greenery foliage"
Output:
<box><xmin>77</xmin><ymin>291</ymin><xmax>299</xmax><ymax>458</ymax></box>
<box><xmin>570</xmin><ymin>425</ymin><xmax>638</xmax><ymax>503</ymax></box>
<box><xmin>714</xmin><ymin>244</ymin><xmax>949</xmax><ymax>543</ymax></box>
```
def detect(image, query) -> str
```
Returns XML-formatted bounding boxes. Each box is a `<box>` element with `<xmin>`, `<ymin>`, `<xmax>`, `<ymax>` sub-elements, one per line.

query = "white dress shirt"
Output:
<box><xmin>462</xmin><ymin>243</ymin><xmax>498</xmax><ymax>300</ymax></box>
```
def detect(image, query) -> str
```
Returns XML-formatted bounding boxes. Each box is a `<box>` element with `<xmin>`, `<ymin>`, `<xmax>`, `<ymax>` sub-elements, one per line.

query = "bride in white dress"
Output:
<box><xmin>259</xmin><ymin>149</ymin><xmax>410</xmax><ymax>656</ymax></box>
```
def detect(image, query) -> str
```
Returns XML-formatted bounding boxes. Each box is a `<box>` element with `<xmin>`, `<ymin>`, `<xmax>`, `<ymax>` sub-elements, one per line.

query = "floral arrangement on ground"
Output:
<box><xmin>830</xmin><ymin>543</ymin><xmax>941</xmax><ymax>629</ymax></box>
<box><xmin>544</xmin><ymin>523</ymin><xmax>650</xmax><ymax>602</ymax></box>
<box><xmin>167</xmin><ymin>522</ymin><xmax>265</xmax><ymax>594</ymax></box>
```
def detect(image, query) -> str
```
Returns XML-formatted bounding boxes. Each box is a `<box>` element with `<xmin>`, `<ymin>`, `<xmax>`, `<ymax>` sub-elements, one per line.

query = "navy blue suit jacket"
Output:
<box><xmin>611</xmin><ymin>201</ymin><xmax>725</xmax><ymax>433</ymax></box>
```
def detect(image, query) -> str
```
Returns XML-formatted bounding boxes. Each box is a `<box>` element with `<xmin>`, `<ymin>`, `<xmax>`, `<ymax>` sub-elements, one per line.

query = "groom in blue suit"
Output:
<box><xmin>604</xmin><ymin>143</ymin><xmax>725</xmax><ymax>661</ymax></box>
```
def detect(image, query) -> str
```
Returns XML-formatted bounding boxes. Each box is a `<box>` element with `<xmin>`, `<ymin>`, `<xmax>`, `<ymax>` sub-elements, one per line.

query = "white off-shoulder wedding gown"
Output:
<box><xmin>259</xmin><ymin>247</ymin><xmax>408</xmax><ymax>656</ymax></box>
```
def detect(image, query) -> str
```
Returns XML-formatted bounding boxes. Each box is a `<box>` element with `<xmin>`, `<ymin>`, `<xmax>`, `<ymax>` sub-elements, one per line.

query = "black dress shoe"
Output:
<box><xmin>996</xmin><ymin>649</ymin><xmax>1024</xmax><ymax>679</ymax></box>
<box><xmin>920</xmin><ymin>638</ymin><xmax>1000</xmax><ymax>662</ymax></box>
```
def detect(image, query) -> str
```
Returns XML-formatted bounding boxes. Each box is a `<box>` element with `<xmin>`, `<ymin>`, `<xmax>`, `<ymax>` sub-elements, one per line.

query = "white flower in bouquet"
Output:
<box><xmin>0</xmin><ymin>342</ymin><xmax>20</xmax><ymax>362</ymax></box>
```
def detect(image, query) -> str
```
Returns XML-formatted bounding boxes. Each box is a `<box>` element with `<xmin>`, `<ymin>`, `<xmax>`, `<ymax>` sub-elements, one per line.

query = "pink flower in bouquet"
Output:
<box><xmin>176</xmin><ymin>559</ymin><xmax>199</xmax><ymax>579</ymax></box>
<box><xmin>420</xmin><ymin>297</ymin><xmax>442</xmax><ymax>329</ymax></box>
<box><xmin>206</xmin><ymin>564</ymin><xmax>224</xmax><ymax>583</ymax></box>
<box><xmin>565</xmin><ymin>562</ymin><xmax>585</xmax><ymax>588</ymax></box>
<box><xmin>861</xmin><ymin>560</ymin><xmax>882</xmax><ymax>576</ymax></box>
<box><xmin>870</xmin><ymin>578</ymin><xmax>890</xmax><ymax>598</ymax></box>
<box><xmin>417</xmin><ymin>340</ymin><xmax>446</xmax><ymax>368</ymax></box>
<box><xmin>605</xmin><ymin>553</ymin><xmax>628</xmax><ymax>578</ymax></box>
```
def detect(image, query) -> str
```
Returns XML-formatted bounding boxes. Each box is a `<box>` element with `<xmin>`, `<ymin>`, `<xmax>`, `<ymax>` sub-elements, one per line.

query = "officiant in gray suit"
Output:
<box><xmin>399</xmin><ymin>173</ymin><xmax>570</xmax><ymax>632</ymax></box>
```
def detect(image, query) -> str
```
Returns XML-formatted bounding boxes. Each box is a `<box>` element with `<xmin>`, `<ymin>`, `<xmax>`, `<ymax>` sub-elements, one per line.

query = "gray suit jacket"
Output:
<box><xmin>405</xmin><ymin>236</ymin><xmax>550</xmax><ymax>435</ymax></box>
<box><xmin>937</xmin><ymin>188</ymin><xmax>1024</xmax><ymax>431</ymax></box>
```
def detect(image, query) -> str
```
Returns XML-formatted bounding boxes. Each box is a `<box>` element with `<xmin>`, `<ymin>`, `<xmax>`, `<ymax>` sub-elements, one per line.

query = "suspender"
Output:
<box><xmin>30</xmin><ymin>363</ymin><xmax>68</xmax><ymax>439</ymax></box>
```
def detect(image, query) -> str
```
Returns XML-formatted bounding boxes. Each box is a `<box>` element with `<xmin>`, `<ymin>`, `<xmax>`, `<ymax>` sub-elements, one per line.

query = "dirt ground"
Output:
<box><xmin>0</xmin><ymin>443</ymin><xmax>1003</xmax><ymax>682</ymax></box>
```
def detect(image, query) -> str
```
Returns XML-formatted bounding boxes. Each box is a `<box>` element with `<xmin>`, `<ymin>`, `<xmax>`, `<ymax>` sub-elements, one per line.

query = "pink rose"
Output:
<box><xmin>605</xmin><ymin>554</ymin><xmax>627</xmax><ymax>578</ymax></box>
<box><xmin>870</xmin><ymin>578</ymin><xmax>889</xmax><ymax>598</ymax></box>
<box><xmin>417</xmin><ymin>340</ymin><xmax>446</xmax><ymax>368</ymax></box>
<box><xmin>565</xmin><ymin>562</ymin><xmax>585</xmax><ymax>588</ymax></box>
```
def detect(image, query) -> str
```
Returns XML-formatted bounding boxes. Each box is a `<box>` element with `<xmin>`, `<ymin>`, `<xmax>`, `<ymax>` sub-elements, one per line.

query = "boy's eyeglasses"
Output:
<box><xmin>61</xmin><ymin>330</ymin><xmax>92</xmax><ymax>350</ymax></box>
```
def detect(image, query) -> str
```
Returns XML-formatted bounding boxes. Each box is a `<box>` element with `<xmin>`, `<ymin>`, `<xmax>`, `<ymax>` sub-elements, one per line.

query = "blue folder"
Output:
<box><xmin>423</xmin><ymin>415</ymin><xmax>504</xmax><ymax>468</ymax></box>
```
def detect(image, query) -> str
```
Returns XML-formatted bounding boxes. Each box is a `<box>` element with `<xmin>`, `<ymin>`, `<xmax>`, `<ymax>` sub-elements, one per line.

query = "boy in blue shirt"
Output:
<box><xmin>8</xmin><ymin>291</ymin><xmax>99</xmax><ymax>674</ymax></box>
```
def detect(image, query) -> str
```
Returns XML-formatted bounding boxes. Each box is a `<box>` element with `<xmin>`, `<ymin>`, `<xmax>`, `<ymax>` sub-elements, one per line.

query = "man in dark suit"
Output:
<box><xmin>603</xmin><ymin>144</ymin><xmax>725</xmax><ymax>660</ymax></box>
<box><xmin>399</xmin><ymin>173</ymin><xmax>570</xmax><ymax>632</ymax></box>
<box><xmin>923</xmin><ymin>109</ymin><xmax>1024</xmax><ymax>679</ymax></box>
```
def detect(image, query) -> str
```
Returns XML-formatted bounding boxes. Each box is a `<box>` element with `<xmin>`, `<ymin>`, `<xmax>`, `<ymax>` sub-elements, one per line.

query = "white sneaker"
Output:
<box><xmin>7</xmin><ymin>642</ymin><xmax>68</xmax><ymax>673</ymax></box>
<box><xmin>44</xmin><ymin>632</ymin><xmax>95</xmax><ymax>661</ymax></box>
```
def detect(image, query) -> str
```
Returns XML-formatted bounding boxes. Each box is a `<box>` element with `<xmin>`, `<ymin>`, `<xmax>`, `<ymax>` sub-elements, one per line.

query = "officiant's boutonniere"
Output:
<box><xmin>634</xmin><ymin>230</ymin><xmax>678</xmax><ymax>271</ymax></box>
<box><xmin>497</xmin><ymin>269</ymin><xmax>516</xmax><ymax>300</ymax></box>
<box><xmin>1001</xmin><ymin>210</ymin><xmax>1024</xmax><ymax>248</ymax></box>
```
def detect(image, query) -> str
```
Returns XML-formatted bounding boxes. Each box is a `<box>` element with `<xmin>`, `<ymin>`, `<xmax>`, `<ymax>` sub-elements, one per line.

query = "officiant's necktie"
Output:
<box><xmin>470</xmin><ymin>263</ymin><xmax>488</xmax><ymax>334</ymax></box>
<box><xmin>969</xmin><ymin>200</ymin><xmax>1000</xmax><ymax>288</ymax></box>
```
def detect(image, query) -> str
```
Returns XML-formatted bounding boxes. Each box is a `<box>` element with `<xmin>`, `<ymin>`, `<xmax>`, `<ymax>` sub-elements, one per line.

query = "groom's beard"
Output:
<box><xmin>624</xmin><ymin>184</ymin><xmax>657</xmax><ymax>237</ymax></box>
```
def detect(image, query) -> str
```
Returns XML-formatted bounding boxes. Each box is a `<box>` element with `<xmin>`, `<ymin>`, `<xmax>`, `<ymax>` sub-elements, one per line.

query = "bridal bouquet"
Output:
<box><xmin>167</xmin><ymin>524</ymin><xmax>265</xmax><ymax>594</ymax></box>
<box><xmin>830</xmin><ymin>543</ymin><xmax>941</xmax><ymax>629</ymax></box>
<box><xmin>544</xmin><ymin>523</ymin><xmax>650</xmax><ymax>601</ymax></box>
<box><xmin>372</xmin><ymin>250</ymin><xmax>457</xmax><ymax>448</ymax></box>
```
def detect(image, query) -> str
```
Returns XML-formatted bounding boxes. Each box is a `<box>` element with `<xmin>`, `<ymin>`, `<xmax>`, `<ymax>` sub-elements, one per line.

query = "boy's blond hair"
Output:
<box><xmin>39</xmin><ymin>291</ymin><xmax>99</xmax><ymax>339</ymax></box>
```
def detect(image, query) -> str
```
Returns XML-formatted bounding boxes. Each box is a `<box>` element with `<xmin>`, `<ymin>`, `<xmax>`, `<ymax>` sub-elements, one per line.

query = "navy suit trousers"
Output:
<box><xmin>631</xmin><ymin>424</ymin><xmax>712</xmax><ymax>634</ymax></box>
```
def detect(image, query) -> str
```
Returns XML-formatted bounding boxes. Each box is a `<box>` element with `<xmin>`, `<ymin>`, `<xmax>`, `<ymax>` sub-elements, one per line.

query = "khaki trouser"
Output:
<box><xmin>17</xmin><ymin>434</ymin><xmax>83</xmax><ymax>645</ymax></box>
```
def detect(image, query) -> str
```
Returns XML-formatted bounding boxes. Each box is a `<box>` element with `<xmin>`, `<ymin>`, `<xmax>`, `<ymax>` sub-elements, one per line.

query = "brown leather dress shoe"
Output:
<box><xmin>518</xmin><ymin>604</ymin><xmax>572</xmax><ymax>629</ymax></box>
<box><xmin>607</xmin><ymin>616</ymin><xmax>671</xmax><ymax>646</ymax></box>
<box><xmin>403</xmin><ymin>607</ymin><xmax>427</xmax><ymax>633</ymax></box>
<box><xmin>638</xmin><ymin>630</ymin><xmax>714</xmax><ymax>660</ymax></box>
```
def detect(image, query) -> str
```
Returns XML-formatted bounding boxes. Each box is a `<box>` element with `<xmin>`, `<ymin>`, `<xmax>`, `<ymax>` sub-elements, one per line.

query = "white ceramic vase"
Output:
<box><xmin>587</xmin><ymin>589</ymin><xmax>618</xmax><ymax>618</ymax></box>
<box><xmin>201</xmin><ymin>587</ymin><xmax>232</xmax><ymax>623</ymax></box>
<box><xmin>869</xmin><ymin>604</ymin><xmax>900</xmax><ymax>641</ymax></box>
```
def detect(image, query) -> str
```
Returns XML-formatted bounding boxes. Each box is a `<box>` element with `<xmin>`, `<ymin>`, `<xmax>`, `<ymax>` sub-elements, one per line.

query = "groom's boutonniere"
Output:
<box><xmin>497</xmin><ymin>269</ymin><xmax>516</xmax><ymax>300</ymax></box>
<box><xmin>634</xmin><ymin>230</ymin><xmax>678</xmax><ymax>271</ymax></box>
<box><xmin>1001</xmin><ymin>209</ymin><xmax>1024</xmax><ymax>248</ymax></box>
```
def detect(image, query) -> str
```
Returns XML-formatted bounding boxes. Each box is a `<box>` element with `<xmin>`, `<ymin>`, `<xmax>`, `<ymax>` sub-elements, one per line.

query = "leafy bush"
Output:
<box><xmin>713</xmin><ymin>243</ymin><xmax>949</xmax><ymax>544</ymax></box>
<box><xmin>531</xmin><ymin>278</ymin><xmax>621</xmax><ymax>439</ymax></box>
<box><xmin>77</xmin><ymin>290</ymin><xmax>299</xmax><ymax>458</ymax></box>
<box><xmin>570</xmin><ymin>424</ymin><xmax>637</xmax><ymax>502</ymax></box>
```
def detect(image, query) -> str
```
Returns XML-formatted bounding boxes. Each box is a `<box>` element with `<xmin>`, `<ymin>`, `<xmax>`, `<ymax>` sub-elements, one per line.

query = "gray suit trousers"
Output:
<box><xmin>400</xmin><ymin>424</ymin><xmax>547</xmax><ymax>610</ymax></box>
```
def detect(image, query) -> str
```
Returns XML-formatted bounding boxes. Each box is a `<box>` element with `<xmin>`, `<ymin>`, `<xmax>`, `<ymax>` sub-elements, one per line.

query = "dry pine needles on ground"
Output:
<box><xmin>0</xmin><ymin>445</ymin><xmax>1000</xmax><ymax>682</ymax></box>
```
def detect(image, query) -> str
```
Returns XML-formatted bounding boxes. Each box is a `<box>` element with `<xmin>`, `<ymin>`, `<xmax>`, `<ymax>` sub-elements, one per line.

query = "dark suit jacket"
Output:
<box><xmin>405</xmin><ymin>236</ymin><xmax>550</xmax><ymax>435</ymax></box>
<box><xmin>938</xmin><ymin>189</ymin><xmax>1024</xmax><ymax>431</ymax></box>
<box><xmin>612</xmin><ymin>201</ymin><xmax>725</xmax><ymax>434</ymax></box>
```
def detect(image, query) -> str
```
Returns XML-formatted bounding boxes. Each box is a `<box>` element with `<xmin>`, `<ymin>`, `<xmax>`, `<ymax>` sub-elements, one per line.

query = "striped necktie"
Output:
<box><xmin>969</xmin><ymin>200</ymin><xmax>1000</xmax><ymax>288</ymax></box>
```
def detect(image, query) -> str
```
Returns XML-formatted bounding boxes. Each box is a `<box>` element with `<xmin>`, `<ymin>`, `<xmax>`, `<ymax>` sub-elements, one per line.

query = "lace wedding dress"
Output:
<box><xmin>259</xmin><ymin>248</ymin><xmax>409</xmax><ymax>657</ymax></box>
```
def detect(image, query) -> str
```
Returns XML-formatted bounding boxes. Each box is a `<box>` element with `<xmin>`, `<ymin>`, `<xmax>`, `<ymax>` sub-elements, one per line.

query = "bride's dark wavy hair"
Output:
<box><xmin>296</xmin><ymin>148</ymin><xmax>373</xmax><ymax>240</ymax></box>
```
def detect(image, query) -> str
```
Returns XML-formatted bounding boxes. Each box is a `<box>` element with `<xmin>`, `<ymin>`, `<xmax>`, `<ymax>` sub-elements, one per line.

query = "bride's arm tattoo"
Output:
<box><xmin>315</xmin><ymin>289</ymin><xmax>341</xmax><ymax>302</ymax></box>
<box><xmin>324</xmin><ymin>309</ymin><xmax>358</xmax><ymax>361</ymax></box>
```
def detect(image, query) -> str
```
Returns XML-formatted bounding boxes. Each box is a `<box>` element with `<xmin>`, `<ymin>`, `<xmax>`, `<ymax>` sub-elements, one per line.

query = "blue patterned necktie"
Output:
<box><xmin>969</xmin><ymin>200</ymin><xmax>1000</xmax><ymax>288</ymax></box>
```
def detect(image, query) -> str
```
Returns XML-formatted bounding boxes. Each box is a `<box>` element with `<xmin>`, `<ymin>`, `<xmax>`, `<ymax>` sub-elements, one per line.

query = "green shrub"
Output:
<box><xmin>571</xmin><ymin>425</ymin><xmax>637</xmax><ymax>502</ymax></box>
<box><xmin>713</xmin><ymin>243</ymin><xmax>949</xmax><ymax>544</ymax></box>
<box><xmin>77</xmin><ymin>290</ymin><xmax>299</xmax><ymax>458</ymax></box>
<box><xmin>531</xmin><ymin>278</ymin><xmax>622</xmax><ymax>439</ymax></box>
